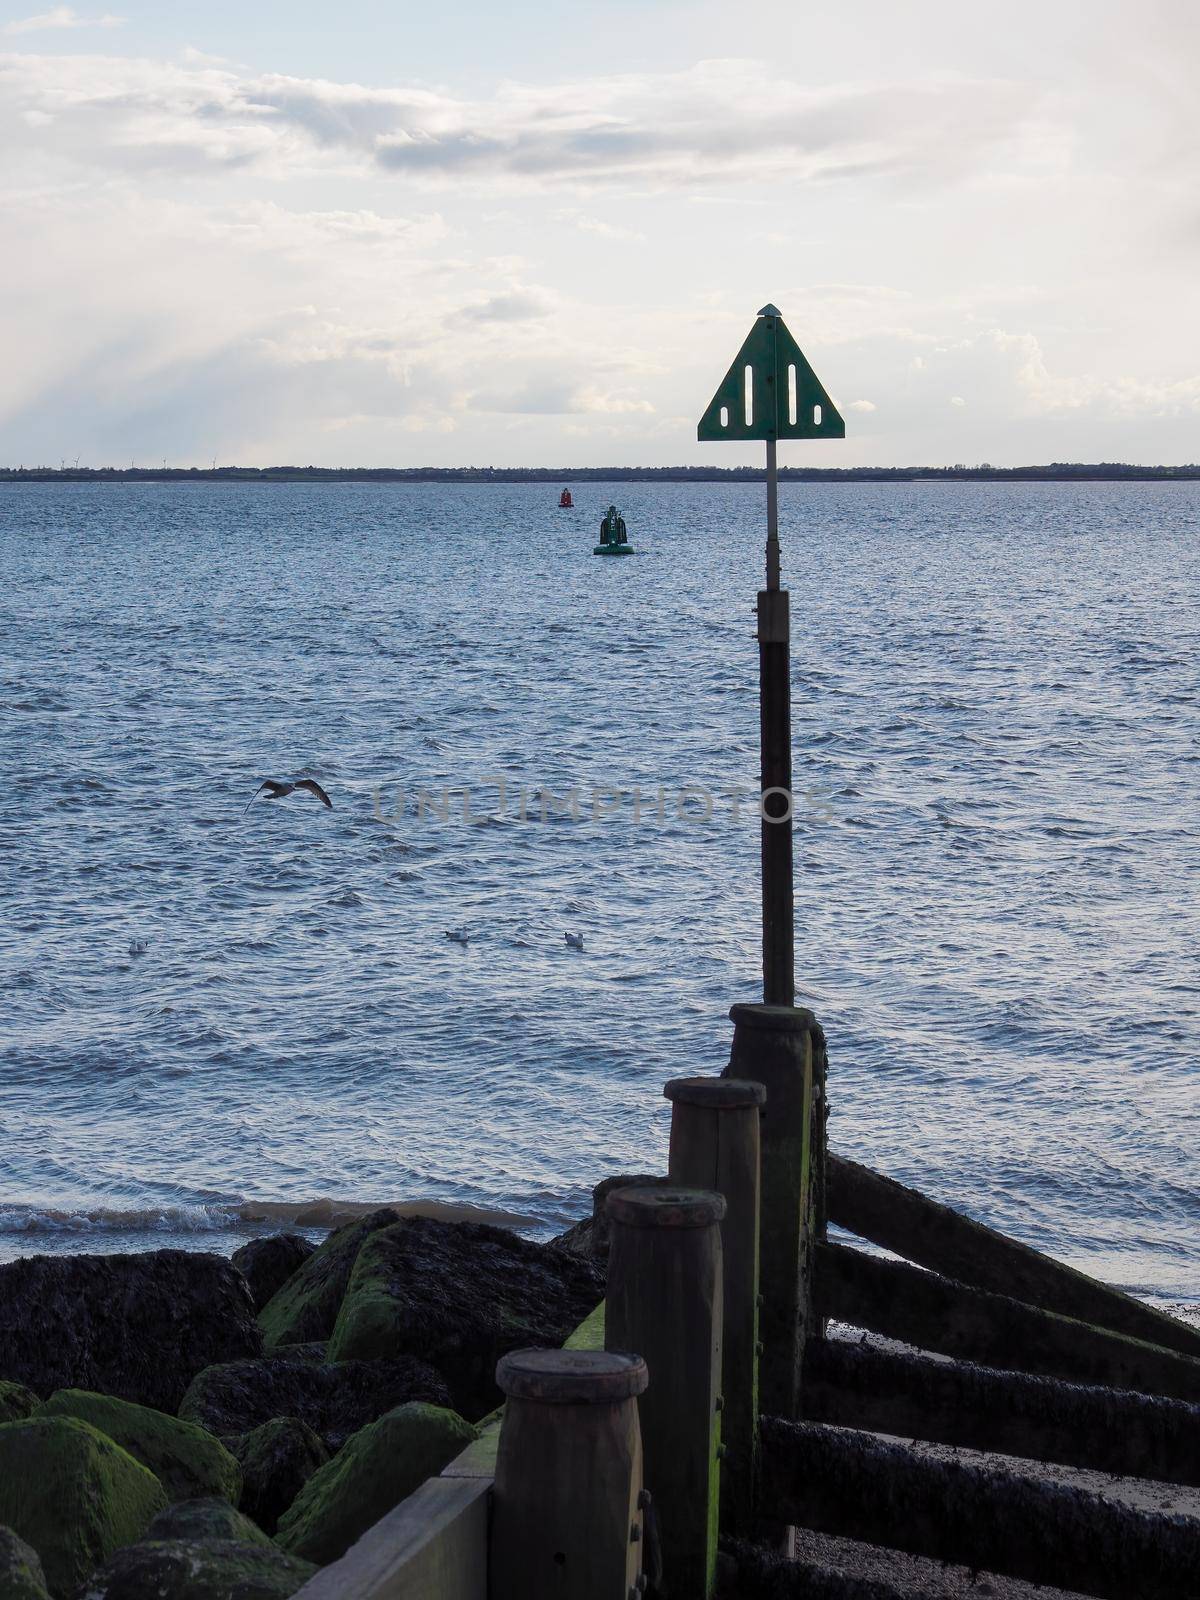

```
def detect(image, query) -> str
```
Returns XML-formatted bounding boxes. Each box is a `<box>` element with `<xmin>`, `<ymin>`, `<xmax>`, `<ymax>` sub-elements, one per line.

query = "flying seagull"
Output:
<box><xmin>243</xmin><ymin>778</ymin><xmax>333</xmax><ymax>816</ymax></box>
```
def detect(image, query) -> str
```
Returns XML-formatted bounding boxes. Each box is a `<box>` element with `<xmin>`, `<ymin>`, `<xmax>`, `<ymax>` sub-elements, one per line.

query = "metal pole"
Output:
<box><xmin>758</xmin><ymin>434</ymin><xmax>794</xmax><ymax>1005</ymax></box>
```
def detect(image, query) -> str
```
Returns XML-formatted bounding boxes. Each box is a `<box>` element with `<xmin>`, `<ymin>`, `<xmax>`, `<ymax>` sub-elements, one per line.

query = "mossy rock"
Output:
<box><xmin>80</xmin><ymin>1540</ymin><xmax>314</xmax><ymax>1600</ymax></box>
<box><xmin>40</xmin><ymin>1390</ymin><xmax>241</xmax><ymax>1505</ymax></box>
<box><xmin>230</xmin><ymin>1418</ymin><xmax>328</xmax><ymax>1535</ymax></box>
<box><xmin>257</xmin><ymin>1210</ymin><xmax>399</xmax><ymax>1348</ymax></box>
<box><xmin>0</xmin><ymin>1380</ymin><xmax>39</xmax><ymax>1423</ymax></box>
<box><xmin>0</xmin><ymin>1526</ymin><xmax>51</xmax><ymax>1599</ymax></box>
<box><xmin>275</xmin><ymin>1402</ymin><xmax>477</xmax><ymax>1566</ymax></box>
<box><xmin>143</xmin><ymin>1498</ymin><xmax>275</xmax><ymax>1547</ymax></box>
<box><xmin>80</xmin><ymin>1502</ymin><xmax>313</xmax><ymax>1599</ymax></box>
<box><xmin>327</xmin><ymin>1217</ymin><xmax>604</xmax><ymax>1417</ymax></box>
<box><xmin>0</xmin><ymin>1415</ymin><xmax>166</xmax><ymax>1597</ymax></box>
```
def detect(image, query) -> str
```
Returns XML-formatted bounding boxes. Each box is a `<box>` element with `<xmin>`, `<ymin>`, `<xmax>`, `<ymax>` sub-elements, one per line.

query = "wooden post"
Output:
<box><xmin>491</xmin><ymin>1348</ymin><xmax>648</xmax><ymax>1600</ymax></box>
<box><xmin>663</xmin><ymin>1076</ymin><xmax>765</xmax><ymax>1537</ymax></box>
<box><xmin>725</xmin><ymin>1003</ymin><xmax>819</xmax><ymax>1421</ymax></box>
<box><xmin>605</xmin><ymin>1187</ymin><xmax>725</xmax><ymax>1600</ymax></box>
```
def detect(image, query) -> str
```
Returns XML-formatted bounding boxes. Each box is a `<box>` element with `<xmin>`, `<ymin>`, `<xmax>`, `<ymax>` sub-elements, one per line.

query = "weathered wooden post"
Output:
<box><xmin>605</xmin><ymin>1186</ymin><xmax>725</xmax><ymax>1600</ymax></box>
<box><xmin>491</xmin><ymin>1347</ymin><xmax>649</xmax><ymax>1600</ymax></box>
<box><xmin>725</xmin><ymin>1004</ymin><xmax>821</xmax><ymax>1422</ymax></box>
<box><xmin>663</xmin><ymin>1076</ymin><xmax>765</xmax><ymax>1537</ymax></box>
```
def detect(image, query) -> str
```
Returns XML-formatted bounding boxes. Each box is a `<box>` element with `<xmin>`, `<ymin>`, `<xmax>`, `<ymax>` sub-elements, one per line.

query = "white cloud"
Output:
<box><xmin>1</xmin><ymin>19</ymin><xmax>1198</xmax><ymax>467</ymax></box>
<box><xmin>3</xmin><ymin>7</ymin><xmax>122</xmax><ymax>34</ymax></box>
<box><xmin>0</xmin><ymin>52</ymin><xmax>1038</xmax><ymax>190</ymax></box>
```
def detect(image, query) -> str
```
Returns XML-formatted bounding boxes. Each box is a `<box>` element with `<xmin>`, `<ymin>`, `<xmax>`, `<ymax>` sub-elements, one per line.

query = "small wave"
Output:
<box><xmin>0</xmin><ymin>1195</ymin><xmax>541</xmax><ymax>1239</ymax></box>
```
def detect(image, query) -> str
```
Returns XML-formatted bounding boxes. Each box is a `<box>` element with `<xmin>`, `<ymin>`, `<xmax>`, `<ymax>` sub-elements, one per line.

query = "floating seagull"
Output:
<box><xmin>128</xmin><ymin>938</ymin><xmax>149</xmax><ymax>957</ymax></box>
<box><xmin>445</xmin><ymin>929</ymin><xmax>470</xmax><ymax>945</ymax></box>
<box><xmin>564</xmin><ymin>932</ymin><xmax>584</xmax><ymax>951</ymax></box>
<box><xmin>243</xmin><ymin>778</ymin><xmax>333</xmax><ymax>816</ymax></box>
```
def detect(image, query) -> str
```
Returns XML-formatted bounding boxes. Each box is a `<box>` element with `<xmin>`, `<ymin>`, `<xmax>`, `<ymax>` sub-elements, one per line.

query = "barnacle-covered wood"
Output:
<box><xmin>804</xmin><ymin>1338</ymin><xmax>1200</xmax><ymax>1485</ymax></box>
<box><xmin>759</xmin><ymin>1417</ymin><xmax>1200</xmax><ymax>1600</ymax></box>
<box><xmin>815</xmin><ymin>1241</ymin><xmax>1200</xmax><ymax>1402</ymax></box>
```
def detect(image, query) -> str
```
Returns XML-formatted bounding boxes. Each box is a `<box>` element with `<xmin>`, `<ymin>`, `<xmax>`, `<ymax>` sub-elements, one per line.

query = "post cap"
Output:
<box><xmin>728</xmin><ymin>1002</ymin><xmax>817</xmax><ymax>1033</ymax></box>
<box><xmin>757</xmin><ymin>303</ymin><xmax>782</xmax><ymax>318</ymax></box>
<box><xmin>664</xmin><ymin>1076</ymin><xmax>766</xmax><ymax>1109</ymax></box>
<box><xmin>496</xmin><ymin>1347</ymin><xmax>648</xmax><ymax>1403</ymax></box>
<box><xmin>606</xmin><ymin>1185</ymin><xmax>726</xmax><ymax>1229</ymax></box>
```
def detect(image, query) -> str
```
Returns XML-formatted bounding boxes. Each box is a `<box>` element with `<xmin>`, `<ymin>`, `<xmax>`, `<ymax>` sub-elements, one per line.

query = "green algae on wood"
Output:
<box><xmin>0</xmin><ymin>1415</ymin><xmax>166</xmax><ymax>1597</ymax></box>
<box><xmin>39</xmin><ymin>1390</ymin><xmax>241</xmax><ymax>1505</ymax></box>
<box><xmin>275</xmin><ymin>1402</ymin><xmax>478</xmax><ymax>1567</ymax></box>
<box><xmin>257</xmin><ymin>1209</ymin><xmax>400</xmax><ymax>1349</ymax></box>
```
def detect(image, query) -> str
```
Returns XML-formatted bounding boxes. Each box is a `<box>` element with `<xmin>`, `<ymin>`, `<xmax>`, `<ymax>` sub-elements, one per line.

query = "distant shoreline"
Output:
<box><xmin>2</xmin><ymin>463</ymin><xmax>1198</xmax><ymax>485</ymax></box>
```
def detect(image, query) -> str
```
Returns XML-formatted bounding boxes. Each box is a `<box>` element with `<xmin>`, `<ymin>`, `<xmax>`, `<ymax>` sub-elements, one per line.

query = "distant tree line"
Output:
<box><xmin>2</xmin><ymin>462</ymin><xmax>1198</xmax><ymax>483</ymax></box>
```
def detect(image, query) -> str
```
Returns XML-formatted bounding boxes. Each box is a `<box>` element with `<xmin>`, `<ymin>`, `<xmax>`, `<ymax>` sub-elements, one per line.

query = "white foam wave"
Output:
<box><xmin>0</xmin><ymin>1196</ymin><xmax>541</xmax><ymax>1237</ymax></box>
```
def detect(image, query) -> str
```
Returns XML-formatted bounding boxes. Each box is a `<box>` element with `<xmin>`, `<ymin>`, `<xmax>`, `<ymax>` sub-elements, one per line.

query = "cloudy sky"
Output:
<box><xmin>1</xmin><ymin>0</ymin><xmax>1196</xmax><ymax>466</ymax></box>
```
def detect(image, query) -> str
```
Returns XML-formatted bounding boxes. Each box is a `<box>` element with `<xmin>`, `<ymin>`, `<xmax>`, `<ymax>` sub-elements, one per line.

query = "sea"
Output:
<box><xmin>1</xmin><ymin>479</ymin><xmax>1196</xmax><ymax>1321</ymax></box>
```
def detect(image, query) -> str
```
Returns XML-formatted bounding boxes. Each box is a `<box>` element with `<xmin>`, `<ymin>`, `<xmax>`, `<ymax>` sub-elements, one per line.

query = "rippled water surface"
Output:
<box><xmin>1</xmin><ymin>480</ymin><xmax>1197</xmax><ymax>1308</ymax></box>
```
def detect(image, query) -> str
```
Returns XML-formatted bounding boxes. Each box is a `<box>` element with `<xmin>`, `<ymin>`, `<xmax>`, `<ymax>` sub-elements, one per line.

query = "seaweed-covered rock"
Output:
<box><xmin>81</xmin><ymin>1500</ymin><xmax>313</xmax><ymax>1600</ymax></box>
<box><xmin>0</xmin><ymin>1415</ymin><xmax>166</xmax><ymax>1597</ymax></box>
<box><xmin>257</xmin><ymin>1210</ymin><xmax>400</xmax><ymax>1348</ymax></box>
<box><xmin>0</xmin><ymin>1526</ymin><xmax>51</xmax><ymax>1599</ymax></box>
<box><xmin>327</xmin><ymin>1217</ymin><xmax>605</xmax><ymax>1418</ymax></box>
<box><xmin>0</xmin><ymin>1250</ymin><xmax>262</xmax><ymax>1413</ymax></box>
<box><xmin>0</xmin><ymin>1380</ymin><xmax>39</xmax><ymax>1423</ymax></box>
<box><xmin>39</xmin><ymin>1391</ymin><xmax>241</xmax><ymax>1504</ymax></box>
<box><xmin>179</xmin><ymin>1352</ymin><xmax>449</xmax><ymax>1453</ymax></box>
<box><xmin>276</xmin><ymin>1402</ymin><xmax>476</xmax><ymax>1566</ymax></box>
<box><xmin>229</xmin><ymin>1419</ymin><xmax>328</xmax><ymax>1535</ymax></box>
<box><xmin>272</xmin><ymin>1344</ymin><xmax>326</xmax><ymax>1364</ymax></box>
<box><xmin>232</xmin><ymin>1236</ymin><xmax>317</xmax><ymax>1315</ymax></box>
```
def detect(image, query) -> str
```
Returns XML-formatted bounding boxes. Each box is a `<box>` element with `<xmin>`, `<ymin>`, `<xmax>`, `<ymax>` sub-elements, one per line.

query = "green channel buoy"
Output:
<box><xmin>594</xmin><ymin>503</ymin><xmax>634</xmax><ymax>555</ymax></box>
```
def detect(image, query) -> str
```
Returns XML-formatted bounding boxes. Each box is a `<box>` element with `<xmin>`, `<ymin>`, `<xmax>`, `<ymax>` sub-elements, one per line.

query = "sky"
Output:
<box><xmin>1</xmin><ymin>0</ymin><xmax>1197</xmax><ymax>467</ymax></box>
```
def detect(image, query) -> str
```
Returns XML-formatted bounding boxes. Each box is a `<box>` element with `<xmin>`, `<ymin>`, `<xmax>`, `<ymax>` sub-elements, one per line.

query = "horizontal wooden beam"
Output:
<box><xmin>815</xmin><ymin>1242</ymin><xmax>1200</xmax><ymax>1403</ymax></box>
<box><xmin>803</xmin><ymin>1338</ymin><xmax>1200</xmax><ymax>1486</ymax></box>
<box><xmin>719</xmin><ymin>1538</ymin><xmax>932</xmax><ymax>1599</ymax></box>
<box><xmin>760</xmin><ymin>1417</ymin><xmax>1200</xmax><ymax>1600</ymax></box>
<box><xmin>827</xmin><ymin>1155</ymin><xmax>1200</xmax><ymax>1360</ymax></box>
<box><xmin>292</xmin><ymin>1473</ymin><xmax>489</xmax><ymax>1600</ymax></box>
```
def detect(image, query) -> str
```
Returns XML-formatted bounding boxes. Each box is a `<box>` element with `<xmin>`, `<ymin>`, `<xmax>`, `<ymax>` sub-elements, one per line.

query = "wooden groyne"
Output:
<box><xmin>293</xmin><ymin>999</ymin><xmax>1199</xmax><ymax>1599</ymax></box>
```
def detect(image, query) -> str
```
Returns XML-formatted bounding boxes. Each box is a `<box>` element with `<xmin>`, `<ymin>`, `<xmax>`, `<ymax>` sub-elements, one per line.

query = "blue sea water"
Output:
<box><xmin>0</xmin><ymin>480</ymin><xmax>1197</xmax><ymax>1315</ymax></box>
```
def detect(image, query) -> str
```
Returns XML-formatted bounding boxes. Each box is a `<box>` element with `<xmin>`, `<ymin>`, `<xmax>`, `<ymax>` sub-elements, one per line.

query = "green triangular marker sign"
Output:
<box><xmin>697</xmin><ymin>304</ymin><xmax>844</xmax><ymax>442</ymax></box>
